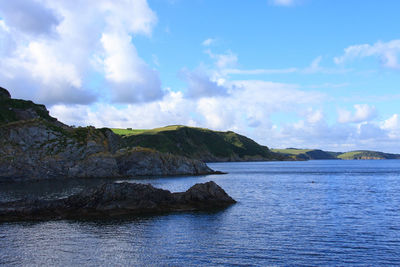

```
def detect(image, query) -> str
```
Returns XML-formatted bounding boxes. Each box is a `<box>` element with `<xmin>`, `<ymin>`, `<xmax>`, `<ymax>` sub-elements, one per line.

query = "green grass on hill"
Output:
<box><xmin>111</xmin><ymin>128</ymin><xmax>148</xmax><ymax>135</ymax></box>
<box><xmin>111</xmin><ymin>125</ymin><xmax>212</xmax><ymax>136</ymax></box>
<box><xmin>271</xmin><ymin>148</ymin><xmax>314</xmax><ymax>155</ymax></box>
<box><xmin>112</xmin><ymin>125</ymin><xmax>280</xmax><ymax>161</ymax></box>
<box><xmin>337</xmin><ymin>150</ymin><xmax>400</xmax><ymax>160</ymax></box>
<box><xmin>271</xmin><ymin>148</ymin><xmax>339</xmax><ymax>160</ymax></box>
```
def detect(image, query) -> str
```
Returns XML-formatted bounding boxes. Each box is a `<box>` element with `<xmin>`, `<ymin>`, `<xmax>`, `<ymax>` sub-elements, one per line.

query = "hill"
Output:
<box><xmin>112</xmin><ymin>126</ymin><xmax>286</xmax><ymax>162</ymax></box>
<box><xmin>337</xmin><ymin>150</ymin><xmax>400</xmax><ymax>160</ymax></box>
<box><xmin>271</xmin><ymin>148</ymin><xmax>339</xmax><ymax>160</ymax></box>
<box><xmin>272</xmin><ymin>148</ymin><xmax>400</xmax><ymax>160</ymax></box>
<box><xmin>0</xmin><ymin>87</ymin><xmax>215</xmax><ymax>181</ymax></box>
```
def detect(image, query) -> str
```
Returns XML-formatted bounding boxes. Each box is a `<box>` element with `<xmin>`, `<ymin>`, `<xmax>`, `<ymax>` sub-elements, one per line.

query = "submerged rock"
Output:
<box><xmin>0</xmin><ymin>181</ymin><xmax>236</xmax><ymax>221</ymax></box>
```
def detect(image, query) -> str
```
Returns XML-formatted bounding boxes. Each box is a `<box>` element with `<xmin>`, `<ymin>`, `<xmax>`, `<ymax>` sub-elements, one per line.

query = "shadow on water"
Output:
<box><xmin>2</xmin><ymin>160</ymin><xmax>400</xmax><ymax>265</ymax></box>
<box><xmin>0</xmin><ymin>173</ymin><xmax>217</xmax><ymax>202</ymax></box>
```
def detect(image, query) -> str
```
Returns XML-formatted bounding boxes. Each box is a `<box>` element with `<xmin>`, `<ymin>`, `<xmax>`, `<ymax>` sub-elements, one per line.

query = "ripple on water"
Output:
<box><xmin>1</xmin><ymin>160</ymin><xmax>400</xmax><ymax>266</ymax></box>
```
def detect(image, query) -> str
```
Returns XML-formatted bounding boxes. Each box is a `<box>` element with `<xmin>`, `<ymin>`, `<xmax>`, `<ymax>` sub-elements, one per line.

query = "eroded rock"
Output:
<box><xmin>0</xmin><ymin>181</ymin><xmax>236</xmax><ymax>221</ymax></box>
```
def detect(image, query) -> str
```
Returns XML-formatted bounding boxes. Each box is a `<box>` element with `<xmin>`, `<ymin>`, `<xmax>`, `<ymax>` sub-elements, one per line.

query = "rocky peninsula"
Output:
<box><xmin>0</xmin><ymin>181</ymin><xmax>236</xmax><ymax>221</ymax></box>
<box><xmin>0</xmin><ymin>87</ymin><xmax>216</xmax><ymax>181</ymax></box>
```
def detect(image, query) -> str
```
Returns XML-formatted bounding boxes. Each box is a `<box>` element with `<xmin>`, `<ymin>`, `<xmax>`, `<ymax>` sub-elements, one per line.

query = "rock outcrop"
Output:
<box><xmin>0</xmin><ymin>181</ymin><xmax>236</xmax><ymax>221</ymax></box>
<box><xmin>0</xmin><ymin>87</ymin><xmax>11</xmax><ymax>99</ymax></box>
<box><xmin>0</xmin><ymin>88</ymin><xmax>215</xmax><ymax>181</ymax></box>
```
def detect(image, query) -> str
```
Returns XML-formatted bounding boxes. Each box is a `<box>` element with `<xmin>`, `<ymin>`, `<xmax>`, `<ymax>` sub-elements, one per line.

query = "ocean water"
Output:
<box><xmin>1</xmin><ymin>160</ymin><xmax>400</xmax><ymax>266</ymax></box>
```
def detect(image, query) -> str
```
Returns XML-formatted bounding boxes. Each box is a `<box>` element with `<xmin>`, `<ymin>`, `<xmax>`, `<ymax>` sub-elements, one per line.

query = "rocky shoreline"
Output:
<box><xmin>0</xmin><ymin>181</ymin><xmax>236</xmax><ymax>221</ymax></box>
<box><xmin>0</xmin><ymin>87</ymin><xmax>217</xmax><ymax>181</ymax></box>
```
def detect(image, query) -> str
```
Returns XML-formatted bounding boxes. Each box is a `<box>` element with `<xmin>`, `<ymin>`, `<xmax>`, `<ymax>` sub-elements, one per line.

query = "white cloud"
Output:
<box><xmin>99</xmin><ymin>0</ymin><xmax>157</xmax><ymax>36</ymax></box>
<box><xmin>206</xmin><ymin>50</ymin><xmax>238</xmax><ymax>69</ymax></box>
<box><xmin>334</xmin><ymin>40</ymin><xmax>400</xmax><ymax>69</ymax></box>
<box><xmin>0</xmin><ymin>0</ymin><xmax>60</xmax><ymax>36</ymax></box>
<box><xmin>222</xmin><ymin>56</ymin><xmax>351</xmax><ymax>76</ymax></box>
<box><xmin>50</xmin><ymin>90</ymin><xmax>196</xmax><ymax>128</ymax></box>
<box><xmin>182</xmin><ymin>69</ymin><xmax>229</xmax><ymax>98</ymax></box>
<box><xmin>271</xmin><ymin>0</ymin><xmax>296</xmax><ymax>7</ymax></box>
<box><xmin>202</xmin><ymin>38</ymin><xmax>216</xmax><ymax>46</ymax></box>
<box><xmin>49</xmin><ymin>80</ymin><xmax>400</xmax><ymax>153</ymax></box>
<box><xmin>338</xmin><ymin>104</ymin><xmax>377</xmax><ymax>123</ymax></box>
<box><xmin>50</xmin><ymin>79</ymin><xmax>324</xmax><ymax>140</ymax></box>
<box><xmin>303</xmin><ymin>56</ymin><xmax>322</xmax><ymax>73</ymax></box>
<box><xmin>306</xmin><ymin>108</ymin><xmax>324</xmax><ymax>124</ymax></box>
<box><xmin>381</xmin><ymin>114</ymin><xmax>400</xmax><ymax>139</ymax></box>
<box><xmin>0</xmin><ymin>0</ymin><xmax>161</xmax><ymax>105</ymax></box>
<box><xmin>100</xmin><ymin>32</ymin><xmax>163</xmax><ymax>103</ymax></box>
<box><xmin>223</xmin><ymin>68</ymin><xmax>298</xmax><ymax>75</ymax></box>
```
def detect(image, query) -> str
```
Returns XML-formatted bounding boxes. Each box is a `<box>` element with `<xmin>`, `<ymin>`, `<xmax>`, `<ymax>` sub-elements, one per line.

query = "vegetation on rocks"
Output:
<box><xmin>0</xmin><ymin>88</ymin><xmax>216</xmax><ymax>181</ymax></box>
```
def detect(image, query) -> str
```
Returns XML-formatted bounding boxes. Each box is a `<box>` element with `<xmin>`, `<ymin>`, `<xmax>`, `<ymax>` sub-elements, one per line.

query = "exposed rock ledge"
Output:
<box><xmin>0</xmin><ymin>181</ymin><xmax>236</xmax><ymax>221</ymax></box>
<box><xmin>0</xmin><ymin>87</ymin><xmax>217</xmax><ymax>181</ymax></box>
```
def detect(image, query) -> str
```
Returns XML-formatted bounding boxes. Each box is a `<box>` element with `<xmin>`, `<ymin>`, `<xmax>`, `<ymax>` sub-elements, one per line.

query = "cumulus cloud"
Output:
<box><xmin>50</xmin><ymin>90</ymin><xmax>196</xmax><ymax>128</ymax></box>
<box><xmin>50</xmin><ymin>79</ymin><xmax>323</xmax><ymax>135</ymax></box>
<box><xmin>48</xmin><ymin>78</ymin><xmax>400</xmax><ymax>153</ymax></box>
<box><xmin>381</xmin><ymin>114</ymin><xmax>400</xmax><ymax>139</ymax></box>
<box><xmin>338</xmin><ymin>104</ymin><xmax>377</xmax><ymax>123</ymax></box>
<box><xmin>182</xmin><ymin>70</ymin><xmax>229</xmax><ymax>98</ymax></box>
<box><xmin>100</xmin><ymin>32</ymin><xmax>163</xmax><ymax>103</ymax></box>
<box><xmin>0</xmin><ymin>0</ymin><xmax>162</xmax><ymax>105</ymax></box>
<box><xmin>0</xmin><ymin>0</ymin><xmax>60</xmax><ymax>36</ymax></box>
<box><xmin>334</xmin><ymin>40</ymin><xmax>400</xmax><ymax>69</ymax></box>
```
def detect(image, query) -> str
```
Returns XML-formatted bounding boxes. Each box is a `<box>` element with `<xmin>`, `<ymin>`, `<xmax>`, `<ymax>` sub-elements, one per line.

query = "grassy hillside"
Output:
<box><xmin>112</xmin><ymin>125</ymin><xmax>284</xmax><ymax>162</ymax></box>
<box><xmin>272</xmin><ymin>148</ymin><xmax>400</xmax><ymax>160</ymax></box>
<box><xmin>338</xmin><ymin>150</ymin><xmax>400</xmax><ymax>160</ymax></box>
<box><xmin>271</xmin><ymin>148</ymin><xmax>339</xmax><ymax>160</ymax></box>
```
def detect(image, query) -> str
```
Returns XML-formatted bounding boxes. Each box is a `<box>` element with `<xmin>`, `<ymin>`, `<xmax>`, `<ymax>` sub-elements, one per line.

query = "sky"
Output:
<box><xmin>1</xmin><ymin>0</ymin><xmax>400</xmax><ymax>152</ymax></box>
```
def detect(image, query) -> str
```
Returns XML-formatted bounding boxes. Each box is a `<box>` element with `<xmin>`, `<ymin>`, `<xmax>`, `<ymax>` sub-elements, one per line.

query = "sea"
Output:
<box><xmin>1</xmin><ymin>160</ymin><xmax>400</xmax><ymax>266</ymax></box>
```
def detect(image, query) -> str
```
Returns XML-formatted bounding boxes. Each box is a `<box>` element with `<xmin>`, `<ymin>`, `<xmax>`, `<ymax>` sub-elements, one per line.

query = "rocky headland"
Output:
<box><xmin>0</xmin><ymin>87</ymin><xmax>215</xmax><ymax>181</ymax></box>
<box><xmin>0</xmin><ymin>181</ymin><xmax>236</xmax><ymax>221</ymax></box>
<box><xmin>113</xmin><ymin>125</ymin><xmax>287</xmax><ymax>162</ymax></box>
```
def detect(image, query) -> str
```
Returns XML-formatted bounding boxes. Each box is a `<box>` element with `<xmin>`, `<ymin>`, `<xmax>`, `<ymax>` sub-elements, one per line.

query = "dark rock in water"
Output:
<box><xmin>0</xmin><ymin>87</ymin><xmax>11</xmax><ymax>99</ymax></box>
<box><xmin>0</xmin><ymin>181</ymin><xmax>236</xmax><ymax>221</ymax></box>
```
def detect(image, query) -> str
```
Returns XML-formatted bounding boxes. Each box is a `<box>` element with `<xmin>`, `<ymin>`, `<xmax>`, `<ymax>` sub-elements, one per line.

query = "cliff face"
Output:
<box><xmin>0</xmin><ymin>88</ymin><xmax>214</xmax><ymax>181</ymax></box>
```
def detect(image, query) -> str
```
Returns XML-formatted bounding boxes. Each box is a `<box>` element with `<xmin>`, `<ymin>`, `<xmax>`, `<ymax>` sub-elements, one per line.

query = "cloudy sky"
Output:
<box><xmin>1</xmin><ymin>0</ymin><xmax>400</xmax><ymax>152</ymax></box>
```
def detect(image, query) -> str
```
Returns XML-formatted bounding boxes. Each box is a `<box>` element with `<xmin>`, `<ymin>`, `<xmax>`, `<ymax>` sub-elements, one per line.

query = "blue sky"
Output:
<box><xmin>1</xmin><ymin>0</ymin><xmax>400</xmax><ymax>152</ymax></box>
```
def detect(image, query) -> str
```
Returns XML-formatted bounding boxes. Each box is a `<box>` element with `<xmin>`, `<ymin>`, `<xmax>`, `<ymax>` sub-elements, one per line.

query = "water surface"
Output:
<box><xmin>1</xmin><ymin>160</ymin><xmax>400</xmax><ymax>266</ymax></box>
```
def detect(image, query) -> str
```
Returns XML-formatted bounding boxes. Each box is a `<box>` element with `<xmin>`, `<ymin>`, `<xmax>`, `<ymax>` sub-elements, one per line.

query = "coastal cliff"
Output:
<box><xmin>0</xmin><ymin>87</ymin><xmax>214</xmax><ymax>181</ymax></box>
